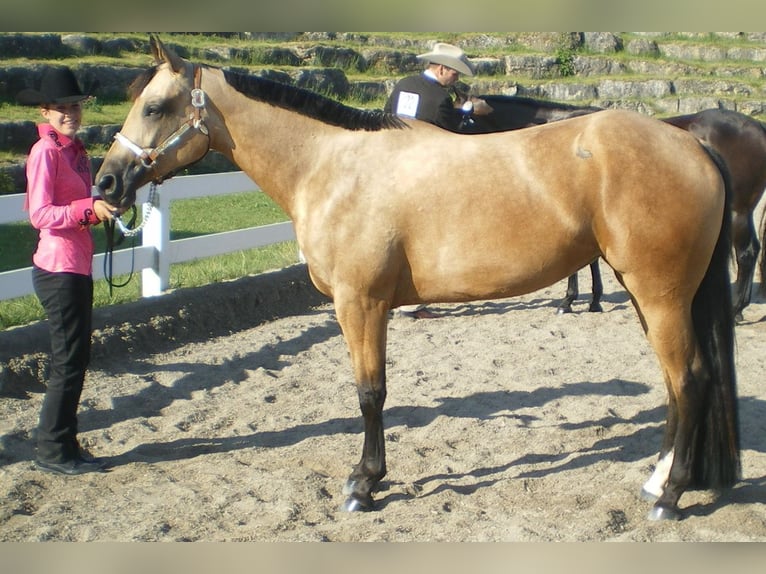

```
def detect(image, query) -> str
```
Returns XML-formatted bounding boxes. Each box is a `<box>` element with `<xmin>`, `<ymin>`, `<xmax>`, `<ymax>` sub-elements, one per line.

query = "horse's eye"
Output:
<box><xmin>145</xmin><ymin>104</ymin><xmax>162</xmax><ymax>118</ymax></box>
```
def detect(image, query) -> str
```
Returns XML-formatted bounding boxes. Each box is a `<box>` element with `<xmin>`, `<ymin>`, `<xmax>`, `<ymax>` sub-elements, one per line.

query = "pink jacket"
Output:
<box><xmin>24</xmin><ymin>124</ymin><xmax>100</xmax><ymax>276</ymax></box>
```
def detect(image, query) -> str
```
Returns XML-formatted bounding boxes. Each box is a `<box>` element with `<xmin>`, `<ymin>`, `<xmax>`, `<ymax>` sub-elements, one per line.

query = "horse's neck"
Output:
<box><xmin>205</xmin><ymin>78</ymin><xmax>329</xmax><ymax>218</ymax></box>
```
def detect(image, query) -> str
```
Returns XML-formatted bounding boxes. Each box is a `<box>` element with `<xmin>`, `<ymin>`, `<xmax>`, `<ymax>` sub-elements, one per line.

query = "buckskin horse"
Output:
<box><xmin>464</xmin><ymin>93</ymin><xmax>766</xmax><ymax>320</ymax></box>
<box><xmin>95</xmin><ymin>36</ymin><xmax>740</xmax><ymax>521</ymax></box>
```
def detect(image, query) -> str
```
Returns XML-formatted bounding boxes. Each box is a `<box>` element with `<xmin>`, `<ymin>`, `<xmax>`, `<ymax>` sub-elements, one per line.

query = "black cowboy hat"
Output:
<box><xmin>16</xmin><ymin>67</ymin><xmax>88</xmax><ymax>106</ymax></box>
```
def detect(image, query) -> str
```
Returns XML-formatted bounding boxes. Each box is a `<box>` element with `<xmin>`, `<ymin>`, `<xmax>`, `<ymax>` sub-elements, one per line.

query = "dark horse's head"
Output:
<box><xmin>96</xmin><ymin>35</ymin><xmax>211</xmax><ymax>209</ymax></box>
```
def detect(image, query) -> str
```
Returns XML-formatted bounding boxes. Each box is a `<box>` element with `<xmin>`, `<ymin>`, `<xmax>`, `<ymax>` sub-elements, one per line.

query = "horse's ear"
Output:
<box><xmin>149</xmin><ymin>34</ymin><xmax>185</xmax><ymax>73</ymax></box>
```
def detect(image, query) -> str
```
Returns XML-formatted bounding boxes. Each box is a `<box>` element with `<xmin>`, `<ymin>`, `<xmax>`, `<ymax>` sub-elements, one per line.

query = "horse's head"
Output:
<box><xmin>96</xmin><ymin>35</ymin><xmax>211</xmax><ymax>209</ymax></box>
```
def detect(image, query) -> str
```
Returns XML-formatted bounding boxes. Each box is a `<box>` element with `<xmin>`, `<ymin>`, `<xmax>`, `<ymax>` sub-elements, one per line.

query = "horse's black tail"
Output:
<box><xmin>690</xmin><ymin>143</ymin><xmax>741</xmax><ymax>489</ymax></box>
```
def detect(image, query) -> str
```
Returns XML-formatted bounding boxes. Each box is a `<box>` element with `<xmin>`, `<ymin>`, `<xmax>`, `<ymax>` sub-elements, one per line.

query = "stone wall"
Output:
<box><xmin>2</xmin><ymin>32</ymin><xmax>765</xmax><ymax>195</ymax></box>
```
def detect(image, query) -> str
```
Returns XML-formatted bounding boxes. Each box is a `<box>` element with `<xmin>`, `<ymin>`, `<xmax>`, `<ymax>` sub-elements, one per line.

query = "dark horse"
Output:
<box><xmin>96</xmin><ymin>36</ymin><xmax>739</xmax><ymax>521</ymax></box>
<box><xmin>465</xmin><ymin>94</ymin><xmax>766</xmax><ymax>320</ymax></box>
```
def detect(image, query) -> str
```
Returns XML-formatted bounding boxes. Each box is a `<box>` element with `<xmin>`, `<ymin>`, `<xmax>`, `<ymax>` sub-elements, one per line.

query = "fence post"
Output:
<box><xmin>140</xmin><ymin>186</ymin><xmax>169</xmax><ymax>297</ymax></box>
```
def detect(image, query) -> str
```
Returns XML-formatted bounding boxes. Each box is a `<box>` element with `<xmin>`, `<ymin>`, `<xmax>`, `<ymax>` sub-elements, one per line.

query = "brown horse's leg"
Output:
<box><xmin>640</xmin><ymin>305</ymin><xmax>707</xmax><ymax>520</ymax></box>
<box><xmin>731</xmin><ymin>211</ymin><xmax>759</xmax><ymax>321</ymax></box>
<box><xmin>588</xmin><ymin>259</ymin><xmax>603</xmax><ymax>312</ymax></box>
<box><xmin>558</xmin><ymin>260</ymin><xmax>603</xmax><ymax>314</ymax></box>
<box><xmin>334</xmin><ymin>292</ymin><xmax>390</xmax><ymax>511</ymax></box>
<box><xmin>651</xmin><ymin>371</ymin><xmax>708</xmax><ymax>521</ymax></box>
<box><xmin>625</xmin><ymin>289</ymin><xmax>680</xmax><ymax>504</ymax></box>
<box><xmin>641</xmin><ymin>390</ymin><xmax>678</xmax><ymax>501</ymax></box>
<box><xmin>557</xmin><ymin>272</ymin><xmax>579</xmax><ymax>314</ymax></box>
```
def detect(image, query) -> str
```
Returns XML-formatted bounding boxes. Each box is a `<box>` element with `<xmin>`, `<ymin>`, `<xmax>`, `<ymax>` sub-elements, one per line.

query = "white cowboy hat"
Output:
<box><xmin>417</xmin><ymin>42</ymin><xmax>475</xmax><ymax>77</ymax></box>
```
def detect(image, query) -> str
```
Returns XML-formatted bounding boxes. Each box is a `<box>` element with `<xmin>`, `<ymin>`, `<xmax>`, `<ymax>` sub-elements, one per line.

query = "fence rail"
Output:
<box><xmin>0</xmin><ymin>171</ymin><xmax>296</xmax><ymax>301</ymax></box>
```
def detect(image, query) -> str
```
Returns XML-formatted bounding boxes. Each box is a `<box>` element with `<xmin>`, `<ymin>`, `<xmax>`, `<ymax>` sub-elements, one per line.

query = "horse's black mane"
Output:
<box><xmin>129</xmin><ymin>64</ymin><xmax>406</xmax><ymax>132</ymax></box>
<box><xmin>222</xmin><ymin>69</ymin><xmax>407</xmax><ymax>132</ymax></box>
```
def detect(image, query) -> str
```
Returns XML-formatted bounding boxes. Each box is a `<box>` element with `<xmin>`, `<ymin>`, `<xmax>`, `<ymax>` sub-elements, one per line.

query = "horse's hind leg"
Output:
<box><xmin>621</xmin><ymin>289</ymin><xmax>681</xmax><ymax>505</ymax></box>
<box><xmin>641</xmin><ymin>393</ymin><xmax>678</xmax><ymax>502</ymax></box>
<box><xmin>630</xmin><ymin>298</ymin><xmax>709</xmax><ymax>520</ymax></box>
<box><xmin>731</xmin><ymin>211</ymin><xmax>759</xmax><ymax>321</ymax></box>
<box><xmin>334</xmin><ymin>291</ymin><xmax>390</xmax><ymax>511</ymax></box>
<box><xmin>558</xmin><ymin>260</ymin><xmax>603</xmax><ymax>314</ymax></box>
<box><xmin>557</xmin><ymin>272</ymin><xmax>579</xmax><ymax>314</ymax></box>
<box><xmin>588</xmin><ymin>259</ymin><xmax>603</xmax><ymax>312</ymax></box>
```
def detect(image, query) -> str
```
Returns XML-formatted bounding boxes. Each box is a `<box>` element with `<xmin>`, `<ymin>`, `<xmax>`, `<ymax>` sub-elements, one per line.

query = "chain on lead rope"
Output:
<box><xmin>103</xmin><ymin>183</ymin><xmax>159</xmax><ymax>295</ymax></box>
<box><xmin>112</xmin><ymin>183</ymin><xmax>159</xmax><ymax>236</ymax></box>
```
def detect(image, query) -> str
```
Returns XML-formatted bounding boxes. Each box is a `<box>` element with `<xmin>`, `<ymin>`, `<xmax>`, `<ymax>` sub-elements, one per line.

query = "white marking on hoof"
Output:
<box><xmin>642</xmin><ymin>450</ymin><xmax>674</xmax><ymax>501</ymax></box>
<box><xmin>647</xmin><ymin>505</ymin><xmax>681</xmax><ymax>521</ymax></box>
<box><xmin>341</xmin><ymin>496</ymin><xmax>368</xmax><ymax>512</ymax></box>
<box><xmin>342</xmin><ymin>479</ymin><xmax>356</xmax><ymax>496</ymax></box>
<box><xmin>640</xmin><ymin>488</ymin><xmax>659</xmax><ymax>502</ymax></box>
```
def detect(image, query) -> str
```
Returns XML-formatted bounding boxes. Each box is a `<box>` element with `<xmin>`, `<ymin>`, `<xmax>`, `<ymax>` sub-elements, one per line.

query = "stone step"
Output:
<box><xmin>3</xmin><ymin>32</ymin><xmax>766</xmax><ymax>195</ymax></box>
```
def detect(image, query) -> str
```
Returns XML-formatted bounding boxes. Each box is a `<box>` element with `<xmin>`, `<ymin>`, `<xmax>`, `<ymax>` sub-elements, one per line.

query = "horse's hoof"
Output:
<box><xmin>640</xmin><ymin>488</ymin><xmax>659</xmax><ymax>502</ymax></box>
<box><xmin>341</xmin><ymin>479</ymin><xmax>374</xmax><ymax>511</ymax></box>
<box><xmin>647</xmin><ymin>504</ymin><xmax>681</xmax><ymax>521</ymax></box>
<box><xmin>589</xmin><ymin>303</ymin><xmax>603</xmax><ymax>313</ymax></box>
<box><xmin>342</xmin><ymin>479</ymin><xmax>356</xmax><ymax>496</ymax></box>
<box><xmin>341</xmin><ymin>495</ymin><xmax>373</xmax><ymax>512</ymax></box>
<box><xmin>557</xmin><ymin>306</ymin><xmax>572</xmax><ymax>315</ymax></box>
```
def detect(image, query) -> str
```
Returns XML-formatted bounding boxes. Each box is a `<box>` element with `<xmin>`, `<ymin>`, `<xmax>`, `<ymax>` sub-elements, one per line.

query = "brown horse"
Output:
<box><xmin>465</xmin><ymin>95</ymin><xmax>766</xmax><ymax>320</ymax></box>
<box><xmin>666</xmin><ymin>110</ymin><xmax>766</xmax><ymax>320</ymax></box>
<box><xmin>96</xmin><ymin>36</ymin><xmax>740</xmax><ymax>521</ymax></box>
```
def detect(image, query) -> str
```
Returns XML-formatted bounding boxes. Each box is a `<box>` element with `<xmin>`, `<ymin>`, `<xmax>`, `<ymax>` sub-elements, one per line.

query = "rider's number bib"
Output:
<box><xmin>396</xmin><ymin>92</ymin><xmax>420</xmax><ymax>118</ymax></box>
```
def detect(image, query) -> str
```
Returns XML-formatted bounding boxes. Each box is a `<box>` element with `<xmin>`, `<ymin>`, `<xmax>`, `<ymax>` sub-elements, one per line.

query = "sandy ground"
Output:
<box><xmin>1</xmin><ymin>264</ymin><xmax>766</xmax><ymax>542</ymax></box>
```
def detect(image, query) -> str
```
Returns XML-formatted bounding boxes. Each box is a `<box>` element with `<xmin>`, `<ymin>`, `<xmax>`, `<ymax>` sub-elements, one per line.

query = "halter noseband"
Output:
<box><xmin>114</xmin><ymin>64</ymin><xmax>210</xmax><ymax>182</ymax></box>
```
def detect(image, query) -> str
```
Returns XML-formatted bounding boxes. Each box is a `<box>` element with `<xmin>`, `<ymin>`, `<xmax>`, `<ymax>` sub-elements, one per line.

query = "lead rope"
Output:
<box><xmin>103</xmin><ymin>183</ymin><xmax>158</xmax><ymax>295</ymax></box>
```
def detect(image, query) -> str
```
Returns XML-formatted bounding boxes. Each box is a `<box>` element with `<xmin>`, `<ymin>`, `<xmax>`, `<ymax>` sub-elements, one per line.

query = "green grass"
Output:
<box><xmin>0</xmin><ymin>191</ymin><xmax>299</xmax><ymax>330</ymax></box>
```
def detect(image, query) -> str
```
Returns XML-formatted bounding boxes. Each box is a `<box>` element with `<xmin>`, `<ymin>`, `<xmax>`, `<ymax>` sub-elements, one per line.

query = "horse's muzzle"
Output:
<box><xmin>96</xmin><ymin>173</ymin><xmax>134</xmax><ymax>209</ymax></box>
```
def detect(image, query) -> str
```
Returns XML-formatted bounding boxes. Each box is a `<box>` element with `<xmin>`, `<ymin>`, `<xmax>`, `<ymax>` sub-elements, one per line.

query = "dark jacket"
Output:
<box><xmin>384</xmin><ymin>73</ymin><xmax>467</xmax><ymax>132</ymax></box>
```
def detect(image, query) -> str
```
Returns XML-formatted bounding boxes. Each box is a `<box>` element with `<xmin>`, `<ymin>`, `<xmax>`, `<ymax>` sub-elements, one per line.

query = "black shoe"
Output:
<box><xmin>76</xmin><ymin>450</ymin><xmax>101</xmax><ymax>464</ymax></box>
<box><xmin>34</xmin><ymin>456</ymin><xmax>106</xmax><ymax>475</ymax></box>
<box><xmin>72</xmin><ymin>441</ymin><xmax>100</xmax><ymax>464</ymax></box>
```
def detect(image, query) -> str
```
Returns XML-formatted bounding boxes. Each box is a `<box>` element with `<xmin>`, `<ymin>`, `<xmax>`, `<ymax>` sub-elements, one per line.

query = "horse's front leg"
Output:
<box><xmin>334</xmin><ymin>292</ymin><xmax>390</xmax><ymax>512</ymax></box>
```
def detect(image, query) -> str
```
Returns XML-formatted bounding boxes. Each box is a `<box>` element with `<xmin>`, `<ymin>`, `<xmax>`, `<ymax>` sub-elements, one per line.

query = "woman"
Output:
<box><xmin>17</xmin><ymin>67</ymin><xmax>118</xmax><ymax>475</ymax></box>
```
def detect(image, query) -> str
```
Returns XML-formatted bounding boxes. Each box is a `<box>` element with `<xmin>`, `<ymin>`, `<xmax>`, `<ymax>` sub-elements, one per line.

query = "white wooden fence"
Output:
<box><xmin>0</xmin><ymin>171</ymin><xmax>296</xmax><ymax>301</ymax></box>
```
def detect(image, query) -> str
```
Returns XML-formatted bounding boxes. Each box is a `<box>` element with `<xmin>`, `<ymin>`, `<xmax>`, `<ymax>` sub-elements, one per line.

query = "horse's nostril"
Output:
<box><xmin>95</xmin><ymin>173</ymin><xmax>128</xmax><ymax>208</ymax></box>
<box><xmin>97</xmin><ymin>174</ymin><xmax>115</xmax><ymax>193</ymax></box>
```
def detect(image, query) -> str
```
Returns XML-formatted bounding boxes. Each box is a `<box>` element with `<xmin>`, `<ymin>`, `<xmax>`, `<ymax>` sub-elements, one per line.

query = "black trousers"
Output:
<box><xmin>32</xmin><ymin>266</ymin><xmax>93</xmax><ymax>463</ymax></box>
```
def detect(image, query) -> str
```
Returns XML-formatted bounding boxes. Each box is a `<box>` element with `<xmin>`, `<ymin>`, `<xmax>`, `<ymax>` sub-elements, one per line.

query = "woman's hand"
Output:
<box><xmin>92</xmin><ymin>199</ymin><xmax>123</xmax><ymax>222</ymax></box>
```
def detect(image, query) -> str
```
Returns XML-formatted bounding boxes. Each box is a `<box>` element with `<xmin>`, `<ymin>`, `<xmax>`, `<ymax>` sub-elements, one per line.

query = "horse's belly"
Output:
<box><xmin>410</xmin><ymin>242</ymin><xmax>595</xmax><ymax>303</ymax></box>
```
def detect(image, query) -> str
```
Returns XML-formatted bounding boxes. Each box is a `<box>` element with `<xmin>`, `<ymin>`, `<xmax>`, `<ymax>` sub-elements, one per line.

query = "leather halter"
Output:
<box><xmin>113</xmin><ymin>64</ymin><xmax>209</xmax><ymax>181</ymax></box>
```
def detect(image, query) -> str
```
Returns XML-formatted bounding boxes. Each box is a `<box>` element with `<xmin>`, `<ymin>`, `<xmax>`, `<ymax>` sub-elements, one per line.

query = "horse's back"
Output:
<box><xmin>473</xmin><ymin>95</ymin><xmax>601</xmax><ymax>131</ymax></box>
<box><xmin>575</xmin><ymin>111</ymin><xmax>727</xmax><ymax>306</ymax></box>
<box><xmin>667</xmin><ymin>109</ymin><xmax>766</xmax><ymax>212</ymax></box>
<box><xmin>581</xmin><ymin>111</ymin><xmax>725</xmax><ymax>234</ymax></box>
<box><xmin>362</xmin><ymin>110</ymin><xmax>727</xmax><ymax>305</ymax></box>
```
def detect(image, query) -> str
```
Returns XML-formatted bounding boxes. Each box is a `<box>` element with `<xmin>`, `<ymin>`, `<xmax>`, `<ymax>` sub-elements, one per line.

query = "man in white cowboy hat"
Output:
<box><xmin>384</xmin><ymin>42</ymin><xmax>492</xmax><ymax>134</ymax></box>
<box><xmin>384</xmin><ymin>42</ymin><xmax>492</xmax><ymax>319</ymax></box>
